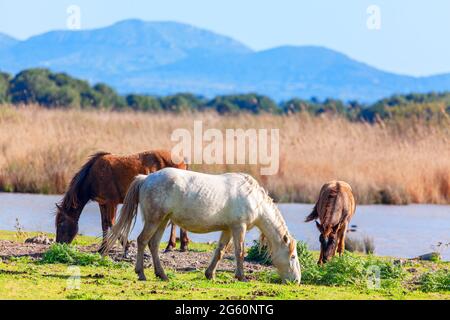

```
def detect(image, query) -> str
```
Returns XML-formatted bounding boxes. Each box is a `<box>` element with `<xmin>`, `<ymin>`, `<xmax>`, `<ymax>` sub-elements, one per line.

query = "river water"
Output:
<box><xmin>0</xmin><ymin>192</ymin><xmax>449</xmax><ymax>260</ymax></box>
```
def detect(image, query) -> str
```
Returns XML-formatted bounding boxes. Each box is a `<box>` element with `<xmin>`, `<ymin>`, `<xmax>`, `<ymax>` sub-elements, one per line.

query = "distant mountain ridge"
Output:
<box><xmin>1</xmin><ymin>19</ymin><xmax>450</xmax><ymax>102</ymax></box>
<box><xmin>0</xmin><ymin>33</ymin><xmax>18</xmax><ymax>49</ymax></box>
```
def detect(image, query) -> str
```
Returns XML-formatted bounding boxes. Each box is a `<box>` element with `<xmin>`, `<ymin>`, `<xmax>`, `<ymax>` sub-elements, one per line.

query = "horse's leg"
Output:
<box><xmin>180</xmin><ymin>228</ymin><xmax>189</xmax><ymax>252</ymax></box>
<box><xmin>164</xmin><ymin>222</ymin><xmax>177</xmax><ymax>252</ymax></box>
<box><xmin>232</xmin><ymin>224</ymin><xmax>247</xmax><ymax>281</ymax></box>
<box><xmin>135</xmin><ymin>222</ymin><xmax>159</xmax><ymax>281</ymax></box>
<box><xmin>98</xmin><ymin>204</ymin><xmax>109</xmax><ymax>254</ymax></box>
<box><xmin>205</xmin><ymin>230</ymin><xmax>231</xmax><ymax>280</ymax></box>
<box><xmin>120</xmin><ymin>232</ymin><xmax>131</xmax><ymax>258</ymax></box>
<box><xmin>106</xmin><ymin>203</ymin><xmax>130</xmax><ymax>257</ymax></box>
<box><xmin>98</xmin><ymin>203</ymin><xmax>118</xmax><ymax>254</ymax></box>
<box><xmin>318</xmin><ymin>240</ymin><xmax>324</xmax><ymax>265</ymax></box>
<box><xmin>149</xmin><ymin>219</ymin><xmax>170</xmax><ymax>281</ymax></box>
<box><xmin>318</xmin><ymin>251</ymin><xmax>324</xmax><ymax>265</ymax></box>
<box><xmin>337</xmin><ymin>223</ymin><xmax>348</xmax><ymax>256</ymax></box>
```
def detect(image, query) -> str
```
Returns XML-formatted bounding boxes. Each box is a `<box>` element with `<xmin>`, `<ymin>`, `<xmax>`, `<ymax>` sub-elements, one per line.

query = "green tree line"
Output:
<box><xmin>1</xmin><ymin>68</ymin><xmax>450</xmax><ymax>122</ymax></box>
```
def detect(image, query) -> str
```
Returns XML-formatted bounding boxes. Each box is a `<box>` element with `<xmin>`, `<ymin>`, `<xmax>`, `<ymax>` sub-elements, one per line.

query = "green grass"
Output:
<box><xmin>0</xmin><ymin>230</ymin><xmax>98</xmax><ymax>246</ymax></box>
<box><xmin>246</xmin><ymin>240</ymin><xmax>272</xmax><ymax>265</ymax></box>
<box><xmin>247</xmin><ymin>240</ymin><xmax>405</xmax><ymax>288</ymax></box>
<box><xmin>40</xmin><ymin>243</ymin><xmax>121</xmax><ymax>267</ymax></box>
<box><xmin>1</xmin><ymin>258</ymin><xmax>448</xmax><ymax>300</ymax></box>
<box><xmin>419</xmin><ymin>270</ymin><xmax>450</xmax><ymax>292</ymax></box>
<box><xmin>0</xmin><ymin>231</ymin><xmax>449</xmax><ymax>300</ymax></box>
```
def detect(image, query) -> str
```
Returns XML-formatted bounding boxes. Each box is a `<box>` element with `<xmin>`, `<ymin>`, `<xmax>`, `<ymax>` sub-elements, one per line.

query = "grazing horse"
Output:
<box><xmin>305</xmin><ymin>181</ymin><xmax>356</xmax><ymax>264</ymax></box>
<box><xmin>104</xmin><ymin>168</ymin><xmax>301</xmax><ymax>283</ymax></box>
<box><xmin>55</xmin><ymin>150</ymin><xmax>190</xmax><ymax>252</ymax></box>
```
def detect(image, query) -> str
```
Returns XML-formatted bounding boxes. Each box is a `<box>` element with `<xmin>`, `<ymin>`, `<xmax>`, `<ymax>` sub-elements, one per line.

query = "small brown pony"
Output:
<box><xmin>305</xmin><ymin>181</ymin><xmax>356</xmax><ymax>264</ymax></box>
<box><xmin>55</xmin><ymin>150</ymin><xmax>189</xmax><ymax>252</ymax></box>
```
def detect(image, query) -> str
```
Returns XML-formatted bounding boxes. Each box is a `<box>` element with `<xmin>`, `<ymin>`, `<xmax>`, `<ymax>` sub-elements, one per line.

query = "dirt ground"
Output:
<box><xmin>0</xmin><ymin>239</ymin><xmax>272</xmax><ymax>274</ymax></box>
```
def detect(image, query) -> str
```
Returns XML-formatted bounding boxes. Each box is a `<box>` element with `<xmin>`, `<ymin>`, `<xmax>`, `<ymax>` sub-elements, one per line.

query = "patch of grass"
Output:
<box><xmin>247</xmin><ymin>240</ymin><xmax>404</xmax><ymax>289</ymax></box>
<box><xmin>365</xmin><ymin>256</ymin><xmax>406</xmax><ymax>287</ymax></box>
<box><xmin>40</xmin><ymin>243</ymin><xmax>118</xmax><ymax>267</ymax></box>
<box><xmin>0</xmin><ymin>230</ymin><xmax>98</xmax><ymax>246</ymax></box>
<box><xmin>246</xmin><ymin>240</ymin><xmax>271</xmax><ymax>265</ymax></box>
<box><xmin>296</xmin><ymin>241</ymin><xmax>322</xmax><ymax>284</ymax></box>
<box><xmin>311</xmin><ymin>254</ymin><xmax>366</xmax><ymax>286</ymax></box>
<box><xmin>257</xmin><ymin>270</ymin><xmax>282</xmax><ymax>284</ymax></box>
<box><xmin>0</xmin><ymin>230</ymin><xmax>215</xmax><ymax>252</ymax></box>
<box><xmin>8</xmin><ymin>256</ymin><xmax>34</xmax><ymax>263</ymax></box>
<box><xmin>301</xmin><ymin>252</ymin><xmax>405</xmax><ymax>289</ymax></box>
<box><xmin>319</xmin><ymin>254</ymin><xmax>404</xmax><ymax>288</ymax></box>
<box><xmin>426</xmin><ymin>252</ymin><xmax>442</xmax><ymax>262</ymax></box>
<box><xmin>419</xmin><ymin>270</ymin><xmax>450</xmax><ymax>292</ymax></box>
<box><xmin>181</xmin><ymin>241</ymin><xmax>216</xmax><ymax>253</ymax></box>
<box><xmin>66</xmin><ymin>292</ymin><xmax>105</xmax><ymax>300</ymax></box>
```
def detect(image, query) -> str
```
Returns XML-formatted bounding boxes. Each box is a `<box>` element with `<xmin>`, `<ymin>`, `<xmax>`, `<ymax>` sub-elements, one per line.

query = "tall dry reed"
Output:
<box><xmin>0</xmin><ymin>105</ymin><xmax>449</xmax><ymax>204</ymax></box>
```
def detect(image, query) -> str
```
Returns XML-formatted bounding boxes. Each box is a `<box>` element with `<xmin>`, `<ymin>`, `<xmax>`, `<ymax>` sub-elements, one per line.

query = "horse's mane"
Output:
<box><xmin>237</xmin><ymin>173</ymin><xmax>295</xmax><ymax>256</ymax></box>
<box><xmin>56</xmin><ymin>151</ymin><xmax>110</xmax><ymax>220</ymax></box>
<box><xmin>320</xmin><ymin>182</ymin><xmax>342</xmax><ymax>229</ymax></box>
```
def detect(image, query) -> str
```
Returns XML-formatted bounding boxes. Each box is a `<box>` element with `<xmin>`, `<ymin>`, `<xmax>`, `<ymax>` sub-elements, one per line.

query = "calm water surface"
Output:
<box><xmin>0</xmin><ymin>193</ymin><xmax>449</xmax><ymax>260</ymax></box>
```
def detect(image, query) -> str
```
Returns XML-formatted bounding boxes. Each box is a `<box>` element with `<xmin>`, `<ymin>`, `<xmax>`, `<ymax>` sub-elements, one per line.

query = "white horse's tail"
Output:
<box><xmin>103</xmin><ymin>175</ymin><xmax>147</xmax><ymax>254</ymax></box>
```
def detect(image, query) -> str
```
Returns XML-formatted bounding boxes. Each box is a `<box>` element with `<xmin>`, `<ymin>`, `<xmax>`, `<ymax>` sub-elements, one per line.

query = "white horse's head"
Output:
<box><xmin>270</xmin><ymin>233</ymin><xmax>301</xmax><ymax>284</ymax></box>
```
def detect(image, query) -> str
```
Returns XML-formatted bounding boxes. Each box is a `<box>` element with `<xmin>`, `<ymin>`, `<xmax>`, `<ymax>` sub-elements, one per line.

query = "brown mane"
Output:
<box><xmin>56</xmin><ymin>151</ymin><xmax>110</xmax><ymax>220</ymax></box>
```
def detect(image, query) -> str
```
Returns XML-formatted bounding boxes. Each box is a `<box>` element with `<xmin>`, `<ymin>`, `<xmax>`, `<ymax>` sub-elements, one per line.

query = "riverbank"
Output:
<box><xmin>0</xmin><ymin>231</ymin><xmax>448</xmax><ymax>300</ymax></box>
<box><xmin>2</xmin><ymin>193</ymin><xmax>449</xmax><ymax>260</ymax></box>
<box><xmin>1</xmin><ymin>106</ymin><xmax>449</xmax><ymax>204</ymax></box>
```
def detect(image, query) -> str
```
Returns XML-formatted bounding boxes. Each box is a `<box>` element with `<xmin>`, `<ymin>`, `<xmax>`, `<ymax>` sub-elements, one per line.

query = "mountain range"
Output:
<box><xmin>1</xmin><ymin>19</ymin><xmax>450</xmax><ymax>102</ymax></box>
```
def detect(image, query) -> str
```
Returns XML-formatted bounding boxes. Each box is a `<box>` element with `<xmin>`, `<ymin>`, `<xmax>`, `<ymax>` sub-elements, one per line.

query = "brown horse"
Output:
<box><xmin>305</xmin><ymin>181</ymin><xmax>356</xmax><ymax>264</ymax></box>
<box><xmin>55</xmin><ymin>150</ymin><xmax>189</xmax><ymax>252</ymax></box>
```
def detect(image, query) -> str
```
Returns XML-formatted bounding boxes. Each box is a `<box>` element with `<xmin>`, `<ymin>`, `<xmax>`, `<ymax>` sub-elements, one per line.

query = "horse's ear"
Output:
<box><xmin>315</xmin><ymin>221</ymin><xmax>324</xmax><ymax>233</ymax></box>
<box><xmin>283</xmin><ymin>234</ymin><xmax>289</xmax><ymax>244</ymax></box>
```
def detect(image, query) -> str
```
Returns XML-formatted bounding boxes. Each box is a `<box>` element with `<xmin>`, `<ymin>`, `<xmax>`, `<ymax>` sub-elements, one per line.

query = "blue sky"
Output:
<box><xmin>0</xmin><ymin>0</ymin><xmax>449</xmax><ymax>76</ymax></box>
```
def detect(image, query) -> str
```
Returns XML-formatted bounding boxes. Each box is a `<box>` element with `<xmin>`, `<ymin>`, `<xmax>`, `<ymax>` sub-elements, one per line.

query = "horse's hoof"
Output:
<box><xmin>205</xmin><ymin>270</ymin><xmax>215</xmax><ymax>280</ymax></box>
<box><xmin>157</xmin><ymin>274</ymin><xmax>169</xmax><ymax>281</ymax></box>
<box><xmin>164</xmin><ymin>246</ymin><xmax>174</xmax><ymax>253</ymax></box>
<box><xmin>180</xmin><ymin>247</ymin><xmax>188</xmax><ymax>252</ymax></box>
<box><xmin>137</xmin><ymin>275</ymin><xmax>146</xmax><ymax>281</ymax></box>
<box><xmin>235</xmin><ymin>275</ymin><xmax>247</xmax><ymax>282</ymax></box>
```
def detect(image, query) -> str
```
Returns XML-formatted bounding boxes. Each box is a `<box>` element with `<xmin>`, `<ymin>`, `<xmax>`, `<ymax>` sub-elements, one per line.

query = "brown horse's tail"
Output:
<box><xmin>58</xmin><ymin>151</ymin><xmax>110</xmax><ymax>212</ymax></box>
<box><xmin>103</xmin><ymin>174</ymin><xmax>147</xmax><ymax>254</ymax></box>
<box><xmin>304</xmin><ymin>204</ymin><xmax>318</xmax><ymax>222</ymax></box>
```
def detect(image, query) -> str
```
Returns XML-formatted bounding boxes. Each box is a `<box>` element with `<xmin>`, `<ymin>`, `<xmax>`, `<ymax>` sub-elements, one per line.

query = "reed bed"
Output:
<box><xmin>0</xmin><ymin>105</ymin><xmax>449</xmax><ymax>204</ymax></box>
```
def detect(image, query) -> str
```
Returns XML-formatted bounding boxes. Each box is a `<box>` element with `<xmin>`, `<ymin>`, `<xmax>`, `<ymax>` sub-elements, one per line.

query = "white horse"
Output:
<box><xmin>104</xmin><ymin>168</ymin><xmax>301</xmax><ymax>284</ymax></box>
